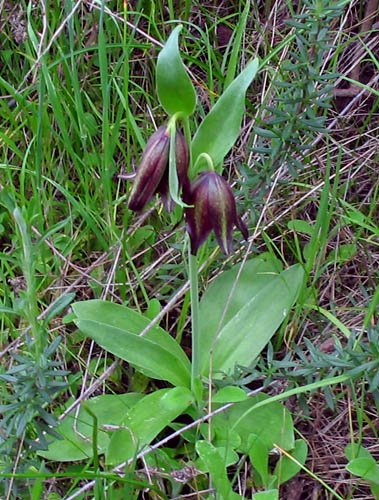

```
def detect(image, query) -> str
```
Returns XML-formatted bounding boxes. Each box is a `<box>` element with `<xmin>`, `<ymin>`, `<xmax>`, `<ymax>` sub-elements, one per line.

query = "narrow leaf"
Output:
<box><xmin>75</xmin><ymin>319</ymin><xmax>190</xmax><ymax>388</ymax></box>
<box><xmin>156</xmin><ymin>25</ymin><xmax>196</xmax><ymax>116</ymax></box>
<box><xmin>191</xmin><ymin>58</ymin><xmax>259</xmax><ymax>173</ymax></box>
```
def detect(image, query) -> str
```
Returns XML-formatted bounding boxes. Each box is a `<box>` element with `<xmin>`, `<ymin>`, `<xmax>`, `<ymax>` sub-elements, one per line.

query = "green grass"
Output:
<box><xmin>0</xmin><ymin>0</ymin><xmax>378</xmax><ymax>498</ymax></box>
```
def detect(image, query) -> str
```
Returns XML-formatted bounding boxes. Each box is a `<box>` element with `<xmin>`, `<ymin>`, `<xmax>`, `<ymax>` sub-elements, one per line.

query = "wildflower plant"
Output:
<box><xmin>37</xmin><ymin>23</ymin><xmax>326</xmax><ymax>499</ymax></box>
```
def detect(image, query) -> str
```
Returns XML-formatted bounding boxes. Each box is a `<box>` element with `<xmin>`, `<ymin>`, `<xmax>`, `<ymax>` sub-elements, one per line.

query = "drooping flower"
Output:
<box><xmin>128</xmin><ymin>125</ymin><xmax>189</xmax><ymax>212</ymax></box>
<box><xmin>185</xmin><ymin>171</ymin><xmax>248</xmax><ymax>255</ymax></box>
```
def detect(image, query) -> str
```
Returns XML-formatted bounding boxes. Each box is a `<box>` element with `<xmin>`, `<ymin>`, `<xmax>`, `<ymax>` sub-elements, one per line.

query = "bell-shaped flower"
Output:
<box><xmin>128</xmin><ymin>125</ymin><xmax>189</xmax><ymax>212</ymax></box>
<box><xmin>185</xmin><ymin>171</ymin><xmax>248</xmax><ymax>255</ymax></box>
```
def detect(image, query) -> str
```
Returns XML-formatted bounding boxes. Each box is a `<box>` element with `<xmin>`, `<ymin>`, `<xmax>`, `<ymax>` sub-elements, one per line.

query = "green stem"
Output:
<box><xmin>189</xmin><ymin>248</ymin><xmax>200</xmax><ymax>397</ymax></box>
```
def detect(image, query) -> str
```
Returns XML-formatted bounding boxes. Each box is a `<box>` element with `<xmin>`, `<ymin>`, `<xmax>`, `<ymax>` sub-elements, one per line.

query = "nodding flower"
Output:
<box><xmin>185</xmin><ymin>170</ymin><xmax>248</xmax><ymax>255</ymax></box>
<box><xmin>128</xmin><ymin>125</ymin><xmax>189</xmax><ymax>212</ymax></box>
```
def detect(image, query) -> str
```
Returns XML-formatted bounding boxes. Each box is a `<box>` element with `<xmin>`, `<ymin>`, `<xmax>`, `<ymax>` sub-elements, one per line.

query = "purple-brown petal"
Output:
<box><xmin>175</xmin><ymin>129</ymin><xmax>190</xmax><ymax>203</ymax></box>
<box><xmin>185</xmin><ymin>174</ymin><xmax>212</xmax><ymax>255</ymax></box>
<box><xmin>128</xmin><ymin>125</ymin><xmax>170</xmax><ymax>212</ymax></box>
<box><xmin>208</xmin><ymin>173</ymin><xmax>236</xmax><ymax>255</ymax></box>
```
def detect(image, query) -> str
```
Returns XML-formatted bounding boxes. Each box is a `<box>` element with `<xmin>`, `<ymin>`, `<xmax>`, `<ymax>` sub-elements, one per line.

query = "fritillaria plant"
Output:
<box><xmin>127</xmin><ymin>25</ymin><xmax>259</xmax><ymax>398</ymax></box>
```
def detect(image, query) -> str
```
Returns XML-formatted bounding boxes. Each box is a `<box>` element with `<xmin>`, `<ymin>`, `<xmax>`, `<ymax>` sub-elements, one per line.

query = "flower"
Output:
<box><xmin>128</xmin><ymin>125</ymin><xmax>189</xmax><ymax>212</ymax></box>
<box><xmin>185</xmin><ymin>171</ymin><xmax>248</xmax><ymax>255</ymax></box>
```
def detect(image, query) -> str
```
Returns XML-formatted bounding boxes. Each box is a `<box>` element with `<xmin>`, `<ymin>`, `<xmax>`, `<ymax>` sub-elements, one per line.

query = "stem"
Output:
<box><xmin>189</xmin><ymin>248</ymin><xmax>200</xmax><ymax>396</ymax></box>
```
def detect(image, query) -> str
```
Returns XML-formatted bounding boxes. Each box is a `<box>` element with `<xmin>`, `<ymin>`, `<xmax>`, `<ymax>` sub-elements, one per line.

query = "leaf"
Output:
<box><xmin>76</xmin><ymin>319</ymin><xmax>190</xmax><ymax>388</ymax></box>
<box><xmin>347</xmin><ymin>458</ymin><xmax>379</xmax><ymax>484</ymax></box>
<box><xmin>248</xmin><ymin>434</ymin><xmax>270</xmax><ymax>487</ymax></box>
<box><xmin>274</xmin><ymin>439</ymin><xmax>308</xmax><ymax>485</ymax></box>
<box><xmin>72</xmin><ymin>300</ymin><xmax>191</xmax><ymax>388</ymax></box>
<box><xmin>252</xmin><ymin>490</ymin><xmax>278</xmax><ymax>500</ymax></box>
<box><xmin>196</xmin><ymin>441</ymin><xmax>242</xmax><ymax>500</ymax></box>
<box><xmin>106</xmin><ymin>387</ymin><xmax>192</xmax><ymax>466</ymax></box>
<box><xmin>345</xmin><ymin>443</ymin><xmax>373</xmax><ymax>461</ymax></box>
<box><xmin>213</xmin><ymin>392</ymin><xmax>295</xmax><ymax>454</ymax></box>
<box><xmin>198</xmin><ymin>253</ymin><xmax>282</xmax><ymax>376</ymax></box>
<box><xmin>204</xmin><ymin>263</ymin><xmax>304</xmax><ymax>376</ymax></box>
<box><xmin>156</xmin><ymin>25</ymin><xmax>196</xmax><ymax>116</ymax></box>
<box><xmin>213</xmin><ymin>386</ymin><xmax>248</xmax><ymax>403</ymax></box>
<box><xmin>43</xmin><ymin>292</ymin><xmax>76</xmax><ymax>324</ymax></box>
<box><xmin>191</xmin><ymin>58</ymin><xmax>259</xmax><ymax>173</ymax></box>
<box><xmin>38</xmin><ymin>393</ymin><xmax>142</xmax><ymax>461</ymax></box>
<box><xmin>287</xmin><ymin>219</ymin><xmax>313</xmax><ymax>236</ymax></box>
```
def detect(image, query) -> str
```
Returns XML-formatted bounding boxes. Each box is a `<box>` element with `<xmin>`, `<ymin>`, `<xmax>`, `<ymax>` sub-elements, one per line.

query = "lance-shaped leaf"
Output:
<box><xmin>191</xmin><ymin>58</ymin><xmax>259</xmax><ymax>173</ymax></box>
<box><xmin>157</xmin><ymin>25</ymin><xmax>196</xmax><ymax>116</ymax></box>
<box><xmin>72</xmin><ymin>300</ymin><xmax>191</xmax><ymax>388</ymax></box>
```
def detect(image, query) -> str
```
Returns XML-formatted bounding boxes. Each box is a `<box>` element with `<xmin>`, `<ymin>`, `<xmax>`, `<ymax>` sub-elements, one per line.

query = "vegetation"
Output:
<box><xmin>0</xmin><ymin>0</ymin><xmax>378</xmax><ymax>499</ymax></box>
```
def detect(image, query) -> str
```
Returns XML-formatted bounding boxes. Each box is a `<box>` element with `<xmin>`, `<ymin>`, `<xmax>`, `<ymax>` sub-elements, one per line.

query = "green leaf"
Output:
<box><xmin>248</xmin><ymin>434</ymin><xmax>270</xmax><ymax>487</ymax></box>
<box><xmin>345</xmin><ymin>443</ymin><xmax>373</xmax><ymax>461</ymax></box>
<box><xmin>38</xmin><ymin>393</ymin><xmax>142</xmax><ymax>461</ymax></box>
<box><xmin>156</xmin><ymin>25</ymin><xmax>196</xmax><ymax>116</ymax></box>
<box><xmin>287</xmin><ymin>219</ymin><xmax>313</xmax><ymax>236</ymax></box>
<box><xmin>72</xmin><ymin>300</ymin><xmax>191</xmax><ymax>388</ymax></box>
<box><xmin>213</xmin><ymin>386</ymin><xmax>248</xmax><ymax>403</ymax></box>
<box><xmin>203</xmin><ymin>262</ymin><xmax>304</xmax><ymax>376</ymax></box>
<box><xmin>196</xmin><ymin>440</ymin><xmax>242</xmax><ymax>500</ymax></box>
<box><xmin>213</xmin><ymin>392</ymin><xmax>295</xmax><ymax>454</ymax></box>
<box><xmin>198</xmin><ymin>253</ymin><xmax>282</xmax><ymax>376</ymax></box>
<box><xmin>43</xmin><ymin>292</ymin><xmax>76</xmax><ymax>324</ymax></box>
<box><xmin>347</xmin><ymin>458</ymin><xmax>379</xmax><ymax>484</ymax></box>
<box><xmin>191</xmin><ymin>58</ymin><xmax>259</xmax><ymax>173</ymax></box>
<box><xmin>274</xmin><ymin>439</ymin><xmax>308</xmax><ymax>485</ymax></box>
<box><xmin>106</xmin><ymin>387</ymin><xmax>192</xmax><ymax>466</ymax></box>
<box><xmin>252</xmin><ymin>490</ymin><xmax>278</xmax><ymax>500</ymax></box>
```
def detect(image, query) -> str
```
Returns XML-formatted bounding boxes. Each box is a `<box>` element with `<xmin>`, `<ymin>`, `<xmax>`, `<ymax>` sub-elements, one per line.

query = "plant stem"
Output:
<box><xmin>189</xmin><ymin>248</ymin><xmax>200</xmax><ymax>397</ymax></box>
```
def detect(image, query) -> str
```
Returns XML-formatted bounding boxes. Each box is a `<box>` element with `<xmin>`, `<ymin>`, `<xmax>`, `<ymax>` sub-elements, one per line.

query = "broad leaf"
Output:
<box><xmin>213</xmin><ymin>386</ymin><xmax>248</xmax><ymax>403</ymax></box>
<box><xmin>252</xmin><ymin>490</ymin><xmax>278</xmax><ymax>500</ymax></box>
<box><xmin>72</xmin><ymin>300</ymin><xmax>191</xmax><ymax>388</ymax></box>
<box><xmin>196</xmin><ymin>440</ymin><xmax>243</xmax><ymax>500</ymax></box>
<box><xmin>106</xmin><ymin>387</ymin><xmax>192</xmax><ymax>466</ymax></box>
<box><xmin>156</xmin><ymin>25</ymin><xmax>196</xmax><ymax>116</ymax></box>
<box><xmin>347</xmin><ymin>457</ymin><xmax>379</xmax><ymax>484</ymax></box>
<box><xmin>198</xmin><ymin>253</ymin><xmax>282</xmax><ymax>376</ymax></box>
<box><xmin>274</xmin><ymin>439</ymin><xmax>308</xmax><ymax>485</ymax></box>
<box><xmin>212</xmin><ymin>392</ymin><xmax>295</xmax><ymax>454</ymax></box>
<box><xmin>191</xmin><ymin>58</ymin><xmax>259</xmax><ymax>173</ymax></box>
<box><xmin>38</xmin><ymin>393</ymin><xmax>142</xmax><ymax>462</ymax></box>
<box><xmin>209</xmin><ymin>264</ymin><xmax>304</xmax><ymax>376</ymax></box>
<box><xmin>248</xmin><ymin>434</ymin><xmax>270</xmax><ymax>486</ymax></box>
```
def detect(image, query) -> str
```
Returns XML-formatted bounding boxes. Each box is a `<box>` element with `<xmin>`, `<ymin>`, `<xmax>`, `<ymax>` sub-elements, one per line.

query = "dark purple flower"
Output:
<box><xmin>185</xmin><ymin>171</ymin><xmax>248</xmax><ymax>255</ymax></box>
<box><xmin>128</xmin><ymin>125</ymin><xmax>189</xmax><ymax>212</ymax></box>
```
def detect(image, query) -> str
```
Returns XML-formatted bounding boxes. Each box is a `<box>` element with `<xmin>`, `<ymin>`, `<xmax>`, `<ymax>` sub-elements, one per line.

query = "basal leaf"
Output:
<box><xmin>76</xmin><ymin>319</ymin><xmax>190</xmax><ymax>388</ymax></box>
<box><xmin>274</xmin><ymin>439</ymin><xmax>308</xmax><ymax>486</ymax></box>
<box><xmin>213</xmin><ymin>392</ymin><xmax>294</xmax><ymax>454</ymax></box>
<box><xmin>106</xmin><ymin>387</ymin><xmax>192</xmax><ymax>466</ymax></box>
<box><xmin>196</xmin><ymin>441</ymin><xmax>242</xmax><ymax>500</ymax></box>
<box><xmin>210</xmin><ymin>264</ymin><xmax>304</xmax><ymax>376</ymax></box>
<box><xmin>156</xmin><ymin>25</ymin><xmax>196</xmax><ymax>116</ymax></box>
<box><xmin>198</xmin><ymin>254</ymin><xmax>283</xmax><ymax>377</ymax></box>
<box><xmin>72</xmin><ymin>300</ymin><xmax>191</xmax><ymax>388</ymax></box>
<box><xmin>191</xmin><ymin>58</ymin><xmax>259</xmax><ymax>173</ymax></box>
<box><xmin>38</xmin><ymin>393</ymin><xmax>142</xmax><ymax>462</ymax></box>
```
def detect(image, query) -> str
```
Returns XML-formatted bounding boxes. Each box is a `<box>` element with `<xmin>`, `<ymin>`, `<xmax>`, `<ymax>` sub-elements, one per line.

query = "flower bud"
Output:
<box><xmin>185</xmin><ymin>171</ymin><xmax>248</xmax><ymax>255</ymax></box>
<box><xmin>128</xmin><ymin>126</ymin><xmax>189</xmax><ymax>212</ymax></box>
<box><xmin>155</xmin><ymin>129</ymin><xmax>190</xmax><ymax>212</ymax></box>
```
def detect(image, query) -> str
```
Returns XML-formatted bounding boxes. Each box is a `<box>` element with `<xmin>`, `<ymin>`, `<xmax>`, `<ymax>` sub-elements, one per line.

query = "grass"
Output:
<box><xmin>0</xmin><ymin>0</ymin><xmax>378</xmax><ymax>499</ymax></box>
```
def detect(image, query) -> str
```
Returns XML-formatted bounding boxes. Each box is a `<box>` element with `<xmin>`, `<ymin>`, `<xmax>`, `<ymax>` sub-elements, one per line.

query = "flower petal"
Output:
<box><xmin>128</xmin><ymin>125</ymin><xmax>170</xmax><ymax>212</ymax></box>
